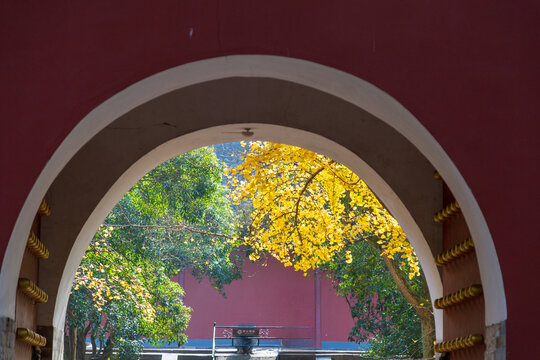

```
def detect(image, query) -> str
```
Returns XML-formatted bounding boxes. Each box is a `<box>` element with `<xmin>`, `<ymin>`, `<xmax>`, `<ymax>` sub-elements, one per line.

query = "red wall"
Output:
<box><xmin>182</xmin><ymin>256</ymin><xmax>353</xmax><ymax>344</ymax></box>
<box><xmin>321</xmin><ymin>275</ymin><xmax>359</xmax><ymax>343</ymax></box>
<box><xmin>1</xmin><ymin>2</ymin><xmax>539</xmax><ymax>357</ymax></box>
<box><xmin>442</xmin><ymin>186</ymin><xmax>485</xmax><ymax>359</ymax></box>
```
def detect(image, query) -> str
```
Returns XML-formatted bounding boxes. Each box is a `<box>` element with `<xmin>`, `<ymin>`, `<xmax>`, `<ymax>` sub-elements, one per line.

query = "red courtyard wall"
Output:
<box><xmin>181</xmin><ymin>256</ymin><xmax>354</xmax><ymax>344</ymax></box>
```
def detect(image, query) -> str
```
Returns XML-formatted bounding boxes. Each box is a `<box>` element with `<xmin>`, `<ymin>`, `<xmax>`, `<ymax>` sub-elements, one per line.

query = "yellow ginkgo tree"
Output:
<box><xmin>228</xmin><ymin>141</ymin><xmax>434</xmax><ymax>358</ymax></box>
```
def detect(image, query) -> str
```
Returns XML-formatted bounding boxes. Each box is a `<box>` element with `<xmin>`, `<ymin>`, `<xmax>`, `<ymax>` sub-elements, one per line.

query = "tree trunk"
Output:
<box><xmin>71</xmin><ymin>327</ymin><xmax>77</xmax><ymax>360</ymax></box>
<box><xmin>368</xmin><ymin>239</ymin><xmax>435</xmax><ymax>358</ymax></box>
<box><xmin>418</xmin><ymin>307</ymin><xmax>435</xmax><ymax>358</ymax></box>
<box><xmin>76</xmin><ymin>328</ymin><xmax>86</xmax><ymax>360</ymax></box>
<box><xmin>91</xmin><ymin>334</ymin><xmax>97</xmax><ymax>356</ymax></box>
<box><xmin>63</xmin><ymin>327</ymin><xmax>73</xmax><ymax>360</ymax></box>
<box><xmin>98</xmin><ymin>337</ymin><xmax>114</xmax><ymax>360</ymax></box>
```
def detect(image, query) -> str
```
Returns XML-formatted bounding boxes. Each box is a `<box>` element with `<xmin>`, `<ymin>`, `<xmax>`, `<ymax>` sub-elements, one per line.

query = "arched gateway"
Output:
<box><xmin>0</xmin><ymin>56</ymin><xmax>506</xmax><ymax>359</ymax></box>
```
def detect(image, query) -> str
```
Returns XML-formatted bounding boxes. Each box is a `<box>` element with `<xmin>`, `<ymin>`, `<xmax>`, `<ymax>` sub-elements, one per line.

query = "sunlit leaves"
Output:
<box><xmin>73</xmin><ymin>227</ymin><xmax>153</xmax><ymax>318</ymax></box>
<box><xmin>227</xmin><ymin>142</ymin><xmax>419</xmax><ymax>278</ymax></box>
<box><xmin>70</xmin><ymin>225</ymin><xmax>191</xmax><ymax>347</ymax></box>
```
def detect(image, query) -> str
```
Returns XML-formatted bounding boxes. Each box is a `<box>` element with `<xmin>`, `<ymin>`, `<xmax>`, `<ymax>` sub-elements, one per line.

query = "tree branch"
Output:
<box><xmin>293</xmin><ymin>164</ymin><xmax>333</xmax><ymax>243</ymax></box>
<box><xmin>294</xmin><ymin>165</ymin><xmax>329</xmax><ymax>223</ymax></box>
<box><xmin>105</xmin><ymin>223</ymin><xmax>235</xmax><ymax>240</ymax></box>
<box><xmin>366</xmin><ymin>238</ymin><xmax>425</xmax><ymax>311</ymax></box>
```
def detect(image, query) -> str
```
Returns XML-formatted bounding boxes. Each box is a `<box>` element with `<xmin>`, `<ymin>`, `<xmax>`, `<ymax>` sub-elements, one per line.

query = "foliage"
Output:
<box><xmin>228</xmin><ymin>142</ymin><xmax>433</xmax><ymax>358</ymax></box>
<box><xmin>65</xmin><ymin>147</ymin><xmax>242</xmax><ymax>360</ymax></box>
<box><xmin>65</xmin><ymin>227</ymin><xmax>190</xmax><ymax>360</ymax></box>
<box><xmin>328</xmin><ymin>241</ymin><xmax>426</xmax><ymax>358</ymax></box>
<box><xmin>228</xmin><ymin>142</ymin><xmax>418</xmax><ymax>276</ymax></box>
<box><xmin>104</xmin><ymin>148</ymin><xmax>243</xmax><ymax>292</ymax></box>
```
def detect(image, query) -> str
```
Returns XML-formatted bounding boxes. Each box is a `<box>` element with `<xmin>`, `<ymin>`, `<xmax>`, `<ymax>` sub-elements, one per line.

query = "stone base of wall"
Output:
<box><xmin>485</xmin><ymin>321</ymin><xmax>506</xmax><ymax>360</ymax></box>
<box><xmin>0</xmin><ymin>317</ymin><xmax>15</xmax><ymax>360</ymax></box>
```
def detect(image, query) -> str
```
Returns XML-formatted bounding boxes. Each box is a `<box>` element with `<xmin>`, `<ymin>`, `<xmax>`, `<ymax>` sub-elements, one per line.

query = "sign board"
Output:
<box><xmin>233</xmin><ymin>327</ymin><xmax>260</xmax><ymax>337</ymax></box>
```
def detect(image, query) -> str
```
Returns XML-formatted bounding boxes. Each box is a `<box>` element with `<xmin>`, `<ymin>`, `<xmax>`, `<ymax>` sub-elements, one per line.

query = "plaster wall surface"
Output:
<box><xmin>183</xmin><ymin>256</ymin><xmax>354</xmax><ymax>344</ymax></box>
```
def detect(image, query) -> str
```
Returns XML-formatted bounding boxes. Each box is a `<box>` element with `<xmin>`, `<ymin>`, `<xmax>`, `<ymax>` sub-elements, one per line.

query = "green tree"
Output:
<box><xmin>328</xmin><ymin>240</ymin><xmax>430</xmax><ymax>359</ymax></box>
<box><xmin>65</xmin><ymin>227</ymin><xmax>190</xmax><ymax>360</ymax></box>
<box><xmin>105</xmin><ymin>148</ymin><xmax>242</xmax><ymax>292</ymax></box>
<box><xmin>65</xmin><ymin>147</ymin><xmax>242</xmax><ymax>360</ymax></box>
<box><xmin>228</xmin><ymin>142</ymin><xmax>434</xmax><ymax>358</ymax></box>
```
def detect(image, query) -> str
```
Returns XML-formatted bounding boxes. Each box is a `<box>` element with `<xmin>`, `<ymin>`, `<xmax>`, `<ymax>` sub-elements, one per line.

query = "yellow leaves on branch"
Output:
<box><xmin>227</xmin><ymin>142</ymin><xmax>420</xmax><ymax>278</ymax></box>
<box><xmin>72</xmin><ymin>226</ymin><xmax>156</xmax><ymax>320</ymax></box>
<box><xmin>345</xmin><ymin>251</ymin><xmax>353</xmax><ymax>264</ymax></box>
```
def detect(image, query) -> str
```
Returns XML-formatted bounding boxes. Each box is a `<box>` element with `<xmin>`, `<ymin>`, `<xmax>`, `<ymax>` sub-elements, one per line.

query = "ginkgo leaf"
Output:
<box><xmin>227</xmin><ymin>142</ymin><xmax>420</xmax><ymax>278</ymax></box>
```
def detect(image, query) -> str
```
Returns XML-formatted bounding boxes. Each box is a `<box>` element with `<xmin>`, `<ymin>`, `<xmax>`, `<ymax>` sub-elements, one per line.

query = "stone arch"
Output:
<box><xmin>0</xmin><ymin>56</ymin><xmax>506</xmax><ymax>359</ymax></box>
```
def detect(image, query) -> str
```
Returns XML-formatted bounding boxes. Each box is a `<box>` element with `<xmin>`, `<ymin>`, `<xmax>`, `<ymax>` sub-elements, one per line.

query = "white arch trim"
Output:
<box><xmin>1</xmin><ymin>55</ymin><xmax>505</xmax><ymax>335</ymax></box>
